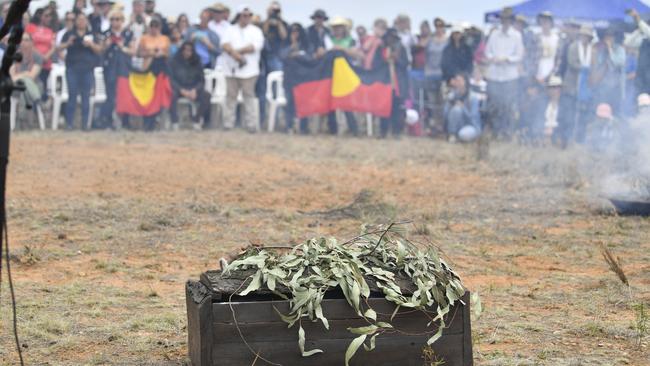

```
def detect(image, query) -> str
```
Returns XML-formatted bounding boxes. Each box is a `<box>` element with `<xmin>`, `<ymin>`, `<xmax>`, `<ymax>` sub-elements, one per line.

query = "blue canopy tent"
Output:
<box><xmin>485</xmin><ymin>0</ymin><xmax>650</xmax><ymax>27</ymax></box>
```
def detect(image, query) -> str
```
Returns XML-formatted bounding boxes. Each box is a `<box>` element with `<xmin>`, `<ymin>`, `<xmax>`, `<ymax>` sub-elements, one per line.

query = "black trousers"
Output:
<box><xmin>327</xmin><ymin>111</ymin><xmax>358</xmax><ymax>135</ymax></box>
<box><xmin>169</xmin><ymin>88</ymin><xmax>211</xmax><ymax>126</ymax></box>
<box><xmin>380</xmin><ymin>93</ymin><xmax>403</xmax><ymax>137</ymax></box>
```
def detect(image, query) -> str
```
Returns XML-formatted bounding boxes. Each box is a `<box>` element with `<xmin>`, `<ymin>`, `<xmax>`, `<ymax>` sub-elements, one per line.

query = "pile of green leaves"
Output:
<box><xmin>223</xmin><ymin>224</ymin><xmax>467</xmax><ymax>366</ymax></box>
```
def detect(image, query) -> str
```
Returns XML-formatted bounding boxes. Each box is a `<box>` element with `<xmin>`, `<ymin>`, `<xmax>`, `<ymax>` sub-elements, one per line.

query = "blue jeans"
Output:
<box><xmin>65</xmin><ymin>67</ymin><xmax>94</xmax><ymax>129</ymax></box>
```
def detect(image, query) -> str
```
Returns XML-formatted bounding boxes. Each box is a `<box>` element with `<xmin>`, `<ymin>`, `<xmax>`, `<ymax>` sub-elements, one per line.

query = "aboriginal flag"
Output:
<box><xmin>116</xmin><ymin>57</ymin><xmax>172</xmax><ymax>117</ymax></box>
<box><xmin>284</xmin><ymin>51</ymin><xmax>393</xmax><ymax>118</ymax></box>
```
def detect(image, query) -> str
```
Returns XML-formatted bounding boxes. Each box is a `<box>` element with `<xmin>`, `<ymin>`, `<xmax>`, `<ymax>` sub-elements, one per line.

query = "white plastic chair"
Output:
<box><xmin>209</xmin><ymin>70</ymin><xmax>227</xmax><ymax>123</ymax></box>
<box><xmin>88</xmin><ymin>67</ymin><xmax>107</xmax><ymax>129</ymax></box>
<box><xmin>49</xmin><ymin>64</ymin><xmax>68</xmax><ymax>130</ymax></box>
<box><xmin>265</xmin><ymin>71</ymin><xmax>287</xmax><ymax>132</ymax></box>
<box><xmin>10</xmin><ymin>95</ymin><xmax>45</xmax><ymax>131</ymax></box>
<box><xmin>365</xmin><ymin>113</ymin><xmax>374</xmax><ymax>137</ymax></box>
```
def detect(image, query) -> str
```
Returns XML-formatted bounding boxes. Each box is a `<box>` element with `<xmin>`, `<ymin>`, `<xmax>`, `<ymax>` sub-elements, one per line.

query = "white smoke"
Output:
<box><xmin>597</xmin><ymin>109</ymin><xmax>650</xmax><ymax>201</ymax></box>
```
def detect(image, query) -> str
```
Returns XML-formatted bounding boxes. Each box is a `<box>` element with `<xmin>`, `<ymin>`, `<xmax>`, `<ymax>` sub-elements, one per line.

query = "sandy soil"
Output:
<box><xmin>0</xmin><ymin>131</ymin><xmax>648</xmax><ymax>365</ymax></box>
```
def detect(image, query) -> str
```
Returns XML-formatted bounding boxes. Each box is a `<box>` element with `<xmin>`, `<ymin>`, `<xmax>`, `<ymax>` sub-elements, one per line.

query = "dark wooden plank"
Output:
<box><xmin>186</xmin><ymin>281</ymin><xmax>214</xmax><ymax>366</ymax></box>
<box><xmin>212</xmin><ymin>313</ymin><xmax>463</xmax><ymax>344</ymax></box>
<box><xmin>212</xmin><ymin>298</ymin><xmax>464</xmax><ymax>327</ymax></box>
<box><xmin>211</xmin><ymin>334</ymin><xmax>465</xmax><ymax>366</ymax></box>
<box><xmin>462</xmin><ymin>292</ymin><xmax>474</xmax><ymax>366</ymax></box>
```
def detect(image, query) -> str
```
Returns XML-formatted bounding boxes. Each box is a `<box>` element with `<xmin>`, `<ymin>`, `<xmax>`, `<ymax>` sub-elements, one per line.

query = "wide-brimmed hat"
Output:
<box><xmin>96</xmin><ymin>0</ymin><xmax>115</xmax><ymax>5</ymax></box>
<box><xmin>579</xmin><ymin>25</ymin><xmax>594</xmax><ymax>37</ymax></box>
<box><xmin>500</xmin><ymin>7</ymin><xmax>515</xmax><ymax>20</ymax></box>
<box><xmin>450</xmin><ymin>24</ymin><xmax>465</xmax><ymax>34</ymax></box>
<box><xmin>330</xmin><ymin>16</ymin><xmax>350</xmax><ymax>28</ymax></box>
<box><xmin>210</xmin><ymin>2</ymin><xmax>228</xmax><ymax>12</ymax></box>
<box><xmin>537</xmin><ymin>11</ymin><xmax>553</xmax><ymax>20</ymax></box>
<box><xmin>310</xmin><ymin>9</ymin><xmax>328</xmax><ymax>20</ymax></box>
<box><xmin>514</xmin><ymin>15</ymin><xmax>528</xmax><ymax>26</ymax></box>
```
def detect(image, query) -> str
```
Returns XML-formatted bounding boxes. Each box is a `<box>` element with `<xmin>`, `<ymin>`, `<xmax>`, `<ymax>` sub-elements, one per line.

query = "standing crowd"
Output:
<box><xmin>3</xmin><ymin>1</ymin><xmax>650</xmax><ymax>147</ymax></box>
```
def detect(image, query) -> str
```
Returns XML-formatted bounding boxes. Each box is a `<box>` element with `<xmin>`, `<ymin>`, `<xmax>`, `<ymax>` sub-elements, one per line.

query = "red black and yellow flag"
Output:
<box><xmin>284</xmin><ymin>51</ymin><xmax>393</xmax><ymax>118</ymax></box>
<box><xmin>116</xmin><ymin>57</ymin><xmax>172</xmax><ymax>117</ymax></box>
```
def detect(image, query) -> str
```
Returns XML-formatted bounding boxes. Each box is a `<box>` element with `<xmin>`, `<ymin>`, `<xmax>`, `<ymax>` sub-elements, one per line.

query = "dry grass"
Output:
<box><xmin>0</xmin><ymin>131</ymin><xmax>648</xmax><ymax>365</ymax></box>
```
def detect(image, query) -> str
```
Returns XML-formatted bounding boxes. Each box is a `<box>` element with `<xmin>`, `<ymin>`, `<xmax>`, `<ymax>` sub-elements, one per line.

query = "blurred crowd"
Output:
<box><xmin>3</xmin><ymin>1</ymin><xmax>650</xmax><ymax>148</ymax></box>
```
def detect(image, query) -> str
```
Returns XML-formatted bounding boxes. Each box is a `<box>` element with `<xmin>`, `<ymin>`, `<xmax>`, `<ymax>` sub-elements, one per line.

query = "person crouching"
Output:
<box><xmin>444</xmin><ymin>72</ymin><xmax>482</xmax><ymax>143</ymax></box>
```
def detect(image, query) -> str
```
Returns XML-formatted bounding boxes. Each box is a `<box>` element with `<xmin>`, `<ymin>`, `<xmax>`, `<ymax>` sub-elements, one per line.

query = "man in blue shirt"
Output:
<box><xmin>186</xmin><ymin>9</ymin><xmax>220</xmax><ymax>68</ymax></box>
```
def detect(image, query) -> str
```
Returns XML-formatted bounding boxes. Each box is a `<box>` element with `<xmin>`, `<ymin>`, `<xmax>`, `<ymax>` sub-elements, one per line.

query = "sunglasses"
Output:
<box><xmin>241</xmin><ymin>13</ymin><xmax>252</xmax><ymax>18</ymax></box>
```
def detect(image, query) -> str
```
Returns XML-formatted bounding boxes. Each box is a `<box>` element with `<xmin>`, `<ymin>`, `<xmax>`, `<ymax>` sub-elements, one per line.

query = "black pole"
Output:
<box><xmin>0</xmin><ymin>1</ymin><xmax>32</xmax><ymax>364</ymax></box>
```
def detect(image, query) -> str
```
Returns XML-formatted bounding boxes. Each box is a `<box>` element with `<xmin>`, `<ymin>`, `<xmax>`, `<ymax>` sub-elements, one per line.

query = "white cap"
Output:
<box><xmin>405</xmin><ymin>109</ymin><xmax>419</xmax><ymax>125</ymax></box>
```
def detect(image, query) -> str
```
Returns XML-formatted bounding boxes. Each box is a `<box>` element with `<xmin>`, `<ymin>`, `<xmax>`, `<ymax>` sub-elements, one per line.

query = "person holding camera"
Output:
<box><xmin>221</xmin><ymin>5</ymin><xmax>264</xmax><ymax>132</ymax></box>
<box><xmin>58</xmin><ymin>12</ymin><xmax>102</xmax><ymax>130</ymax></box>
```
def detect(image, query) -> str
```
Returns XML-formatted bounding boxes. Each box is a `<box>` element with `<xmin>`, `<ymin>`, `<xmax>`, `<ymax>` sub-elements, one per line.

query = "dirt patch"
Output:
<box><xmin>0</xmin><ymin>131</ymin><xmax>648</xmax><ymax>365</ymax></box>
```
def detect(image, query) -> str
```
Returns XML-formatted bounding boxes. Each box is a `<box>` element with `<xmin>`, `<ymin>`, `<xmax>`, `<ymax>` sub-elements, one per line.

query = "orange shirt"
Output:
<box><xmin>138</xmin><ymin>34</ymin><xmax>170</xmax><ymax>57</ymax></box>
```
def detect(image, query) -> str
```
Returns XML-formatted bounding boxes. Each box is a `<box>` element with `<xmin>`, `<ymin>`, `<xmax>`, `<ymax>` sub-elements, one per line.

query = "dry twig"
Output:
<box><xmin>599</xmin><ymin>242</ymin><xmax>629</xmax><ymax>286</ymax></box>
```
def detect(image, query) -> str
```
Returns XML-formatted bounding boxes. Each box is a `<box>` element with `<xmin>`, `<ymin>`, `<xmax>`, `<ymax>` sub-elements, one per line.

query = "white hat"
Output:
<box><xmin>450</xmin><ymin>24</ymin><xmax>464</xmax><ymax>34</ymax></box>
<box><xmin>405</xmin><ymin>109</ymin><xmax>419</xmax><ymax>126</ymax></box>
<box><xmin>547</xmin><ymin>75</ymin><xmax>563</xmax><ymax>87</ymax></box>
<box><xmin>638</xmin><ymin>93</ymin><xmax>650</xmax><ymax>107</ymax></box>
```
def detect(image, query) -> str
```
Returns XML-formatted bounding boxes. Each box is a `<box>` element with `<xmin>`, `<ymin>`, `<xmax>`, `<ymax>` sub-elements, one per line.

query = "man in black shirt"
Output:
<box><xmin>306</xmin><ymin>9</ymin><xmax>330</xmax><ymax>58</ymax></box>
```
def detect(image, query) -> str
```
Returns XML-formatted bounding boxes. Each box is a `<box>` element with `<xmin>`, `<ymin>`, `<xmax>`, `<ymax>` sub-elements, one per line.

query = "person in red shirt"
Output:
<box><xmin>25</xmin><ymin>7</ymin><xmax>56</xmax><ymax>100</ymax></box>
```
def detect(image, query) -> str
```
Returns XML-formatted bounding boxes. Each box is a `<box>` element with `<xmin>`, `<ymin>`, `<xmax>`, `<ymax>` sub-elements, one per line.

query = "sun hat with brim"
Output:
<box><xmin>537</xmin><ymin>11</ymin><xmax>553</xmax><ymax>20</ymax></box>
<box><xmin>579</xmin><ymin>25</ymin><xmax>594</xmax><ymax>37</ymax></box>
<box><xmin>210</xmin><ymin>2</ymin><xmax>227</xmax><ymax>12</ymax></box>
<box><xmin>96</xmin><ymin>0</ymin><xmax>115</xmax><ymax>4</ymax></box>
<box><xmin>500</xmin><ymin>7</ymin><xmax>515</xmax><ymax>20</ymax></box>
<box><xmin>330</xmin><ymin>16</ymin><xmax>350</xmax><ymax>28</ymax></box>
<box><xmin>514</xmin><ymin>15</ymin><xmax>528</xmax><ymax>26</ymax></box>
<box><xmin>638</xmin><ymin>93</ymin><xmax>650</xmax><ymax>107</ymax></box>
<box><xmin>547</xmin><ymin>75</ymin><xmax>563</xmax><ymax>88</ymax></box>
<box><xmin>310</xmin><ymin>9</ymin><xmax>328</xmax><ymax>20</ymax></box>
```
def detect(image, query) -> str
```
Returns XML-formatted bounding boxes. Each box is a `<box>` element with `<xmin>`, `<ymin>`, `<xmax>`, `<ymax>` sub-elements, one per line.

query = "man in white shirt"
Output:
<box><xmin>221</xmin><ymin>5</ymin><xmax>265</xmax><ymax>132</ymax></box>
<box><xmin>208</xmin><ymin>3</ymin><xmax>232</xmax><ymax>71</ymax></box>
<box><xmin>485</xmin><ymin>7</ymin><xmax>524</xmax><ymax>138</ymax></box>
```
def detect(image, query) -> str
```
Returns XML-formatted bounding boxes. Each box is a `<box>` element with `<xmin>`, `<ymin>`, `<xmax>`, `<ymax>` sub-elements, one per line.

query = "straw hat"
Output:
<box><xmin>579</xmin><ymin>25</ymin><xmax>594</xmax><ymax>38</ymax></box>
<box><xmin>210</xmin><ymin>2</ymin><xmax>228</xmax><ymax>13</ymax></box>
<box><xmin>330</xmin><ymin>16</ymin><xmax>350</xmax><ymax>28</ymax></box>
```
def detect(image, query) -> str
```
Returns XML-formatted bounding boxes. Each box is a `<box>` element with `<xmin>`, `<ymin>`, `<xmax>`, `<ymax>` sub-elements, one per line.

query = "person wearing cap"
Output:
<box><xmin>58</xmin><ymin>12</ymin><xmax>102</xmax><ymax>130</ymax></box>
<box><xmin>441</xmin><ymin>25</ymin><xmax>473</xmax><ymax>85</ymax></box>
<box><xmin>443</xmin><ymin>71</ymin><xmax>482</xmax><ymax>143</ymax></box>
<box><xmin>373</xmin><ymin>27</ymin><xmax>410</xmax><ymax>138</ymax></box>
<box><xmin>220</xmin><ymin>5</ymin><xmax>265</xmax><ymax>132</ymax></box>
<box><xmin>262</xmin><ymin>1</ymin><xmax>289</xmax><ymax>72</ymax></box>
<box><xmin>306</xmin><ymin>9</ymin><xmax>332</xmax><ymax>58</ymax></box>
<box><xmin>586</xmin><ymin>103</ymin><xmax>620</xmax><ymax>151</ymax></box>
<box><xmin>186</xmin><ymin>8</ymin><xmax>221</xmax><ymax>69</ymax></box>
<box><xmin>536</xmin><ymin>12</ymin><xmax>559</xmax><ymax>83</ymax></box>
<box><xmin>554</xmin><ymin>24</ymin><xmax>594</xmax><ymax>147</ymax></box>
<box><xmin>138</xmin><ymin>16</ymin><xmax>170</xmax><ymax>59</ymax></box>
<box><xmin>89</xmin><ymin>0</ymin><xmax>114</xmax><ymax>34</ymax></box>
<box><xmin>484</xmin><ymin>7</ymin><xmax>524</xmax><ymax>138</ymax></box>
